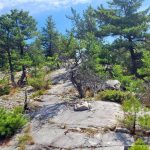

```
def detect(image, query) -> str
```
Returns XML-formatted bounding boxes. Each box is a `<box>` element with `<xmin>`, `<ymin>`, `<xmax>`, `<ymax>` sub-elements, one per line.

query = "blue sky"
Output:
<box><xmin>0</xmin><ymin>0</ymin><xmax>149</xmax><ymax>34</ymax></box>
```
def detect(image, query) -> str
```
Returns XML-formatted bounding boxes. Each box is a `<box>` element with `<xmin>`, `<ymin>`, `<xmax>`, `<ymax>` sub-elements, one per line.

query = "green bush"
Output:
<box><xmin>0</xmin><ymin>107</ymin><xmax>27</xmax><ymax>139</ymax></box>
<box><xmin>129</xmin><ymin>139</ymin><xmax>149</xmax><ymax>150</ymax></box>
<box><xmin>0</xmin><ymin>85</ymin><xmax>10</xmax><ymax>96</ymax></box>
<box><xmin>0</xmin><ymin>78</ymin><xmax>10</xmax><ymax>96</ymax></box>
<box><xmin>0</xmin><ymin>78</ymin><xmax>8</xmax><ymax>85</ymax></box>
<box><xmin>112</xmin><ymin>65</ymin><xmax>144</xmax><ymax>93</ymax></box>
<box><xmin>97</xmin><ymin>90</ymin><xmax>133</xmax><ymax>103</ymax></box>
<box><xmin>122</xmin><ymin>97</ymin><xmax>142</xmax><ymax>132</ymax></box>
<box><xmin>31</xmin><ymin>89</ymin><xmax>46</xmax><ymax>98</ymax></box>
<box><xmin>138</xmin><ymin>114</ymin><xmax>150</xmax><ymax>131</ymax></box>
<box><xmin>28</xmin><ymin>75</ymin><xmax>49</xmax><ymax>91</ymax></box>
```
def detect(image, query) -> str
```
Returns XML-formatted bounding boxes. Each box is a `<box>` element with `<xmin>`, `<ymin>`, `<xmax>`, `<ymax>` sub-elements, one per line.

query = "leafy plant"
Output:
<box><xmin>28</xmin><ymin>72</ymin><xmax>50</xmax><ymax>90</ymax></box>
<box><xmin>97</xmin><ymin>90</ymin><xmax>133</xmax><ymax>103</ymax></box>
<box><xmin>129</xmin><ymin>139</ymin><xmax>149</xmax><ymax>150</ymax></box>
<box><xmin>18</xmin><ymin>134</ymin><xmax>34</xmax><ymax>150</ymax></box>
<box><xmin>138</xmin><ymin>114</ymin><xmax>150</xmax><ymax>131</ymax></box>
<box><xmin>122</xmin><ymin>97</ymin><xmax>141</xmax><ymax>134</ymax></box>
<box><xmin>31</xmin><ymin>89</ymin><xmax>46</xmax><ymax>98</ymax></box>
<box><xmin>0</xmin><ymin>107</ymin><xmax>27</xmax><ymax>139</ymax></box>
<box><xmin>112</xmin><ymin>65</ymin><xmax>144</xmax><ymax>93</ymax></box>
<box><xmin>0</xmin><ymin>85</ymin><xmax>10</xmax><ymax>96</ymax></box>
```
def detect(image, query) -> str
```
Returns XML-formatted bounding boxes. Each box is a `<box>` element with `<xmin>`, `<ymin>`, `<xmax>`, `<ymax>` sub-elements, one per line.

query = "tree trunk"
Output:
<box><xmin>70</xmin><ymin>71</ymin><xmax>85</xmax><ymax>98</ymax></box>
<box><xmin>6</xmin><ymin>48</ymin><xmax>16</xmax><ymax>86</ymax></box>
<box><xmin>23</xmin><ymin>88</ymin><xmax>28</xmax><ymax>112</ymax></box>
<box><xmin>18</xmin><ymin>44</ymin><xmax>26</xmax><ymax>87</ymax></box>
<box><xmin>128</xmin><ymin>38</ymin><xmax>138</xmax><ymax>76</ymax></box>
<box><xmin>132</xmin><ymin>112</ymin><xmax>136</xmax><ymax>135</ymax></box>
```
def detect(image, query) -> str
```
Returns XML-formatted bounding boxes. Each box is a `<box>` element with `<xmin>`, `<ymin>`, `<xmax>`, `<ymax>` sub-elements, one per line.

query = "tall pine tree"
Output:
<box><xmin>96</xmin><ymin>0</ymin><xmax>150</xmax><ymax>77</ymax></box>
<box><xmin>41</xmin><ymin>16</ymin><xmax>59</xmax><ymax>57</ymax></box>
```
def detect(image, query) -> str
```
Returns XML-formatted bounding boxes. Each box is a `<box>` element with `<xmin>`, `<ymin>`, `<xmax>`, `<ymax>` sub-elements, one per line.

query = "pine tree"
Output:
<box><xmin>41</xmin><ymin>16</ymin><xmax>59</xmax><ymax>57</ymax></box>
<box><xmin>67</xmin><ymin>6</ymin><xmax>97</xmax><ymax>39</ymax></box>
<box><xmin>0</xmin><ymin>14</ymin><xmax>16</xmax><ymax>85</ymax></box>
<box><xmin>95</xmin><ymin>0</ymin><xmax>150</xmax><ymax>76</ymax></box>
<box><xmin>10</xmin><ymin>9</ymin><xmax>37</xmax><ymax>86</ymax></box>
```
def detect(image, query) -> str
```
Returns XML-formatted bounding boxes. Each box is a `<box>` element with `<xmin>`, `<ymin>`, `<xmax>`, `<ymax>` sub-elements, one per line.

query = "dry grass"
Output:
<box><xmin>18</xmin><ymin>124</ymin><xmax>34</xmax><ymax>150</ymax></box>
<box><xmin>9</xmin><ymin>87</ymin><xmax>19</xmax><ymax>96</ymax></box>
<box><xmin>81</xmin><ymin>128</ymin><xmax>98</xmax><ymax>137</ymax></box>
<box><xmin>30</xmin><ymin>89</ymin><xmax>46</xmax><ymax>99</ymax></box>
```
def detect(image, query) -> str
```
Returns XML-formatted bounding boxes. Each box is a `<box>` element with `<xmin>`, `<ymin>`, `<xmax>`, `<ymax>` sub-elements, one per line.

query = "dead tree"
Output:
<box><xmin>69</xmin><ymin>65</ymin><xmax>104</xmax><ymax>98</ymax></box>
<box><xmin>23</xmin><ymin>88</ymin><xmax>28</xmax><ymax>112</ymax></box>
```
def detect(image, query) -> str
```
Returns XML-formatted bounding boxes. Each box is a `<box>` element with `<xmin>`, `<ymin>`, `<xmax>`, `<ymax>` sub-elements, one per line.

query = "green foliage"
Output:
<box><xmin>122</xmin><ymin>95</ymin><xmax>150</xmax><ymax>134</ymax></box>
<box><xmin>82</xmin><ymin>33</ymin><xmax>104</xmax><ymax>74</ymax></box>
<box><xmin>0</xmin><ymin>85</ymin><xmax>10</xmax><ymax>96</ymax></box>
<box><xmin>45</xmin><ymin>55</ymin><xmax>60</xmax><ymax>70</ymax></box>
<box><xmin>0</xmin><ymin>79</ymin><xmax>10</xmax><ymax>96</ymax></box>
<box><xmin>18</xmin><ymin>134</ymin><xmax>33</xmax><ymax>150</ymax></box>
<box><xmin>121</xmin><ymin>97</ymin><xmax>147</xmax><ymax>133</ymax></box>
<box><xmin>68</xmin><ymin>6</ymin><xmax>96</xmax><ymax>39</ymax></box>
<box><xmin>31</xmin><ymin>89</ymin><xmax>46</xmax><ymax>98</ymax></box>
<box><xmin>28</xmin><ymin>71</ymin><xmax>50</xmax><ymax>90</ymax></box>
<box><xmin>95</xmin><ymin>0</ymin><xmax>150</xmax><ymax>75</ymax></box>
<box><xmin>138</xmin><ymin>115</ymin><xmax>150</xmax><ymax>130</ymax></box>
<box><xmin>122</xmin><ymin>114</ymin><xmax>135</xmax><ymax>130</ymax></box>
<box><xmin>28</xmin><ymin>39</ymin><xmax>45</xmax><ymax>68</ymax></box>
<box><xmin>60</xmin><ymin>33</ymin><xmax>78</xmax><ymax>60</ymax></box>
<box><xmin>41</xmin><ymin>16</ymin><xmax>59</xmax><ymax>57</ymax></box>
<box><xmin>129</xmin><ymin>139</ymin><xmax>149</xmax><ymax>150</ymax></box>
<box><xmin>138</xmin><ymin>50</ymin><xmax>150</xmax><ymax>82</ymax></box>
<box><xmin>122</xmin><ymin>97</ymin><xmax>141</xmax><ymax>113</ymax></box>
<box><xmin>112</xmin><ymin>65</ymin><xmax>144</xmax><ymax>93</ymax></box>
<box><xmin>0</xmin><ymin>107</ymin><xmax>27</xmax><ymax>139</ymax></box>
<box><xmin>0</xmin><ymin>79</ymin><xmax>8</xmax><ymax>85</ymax></box>
<box><xmin>97</xmin><ymin>90</ymin><xmax>133</xmax><ymax>103</ymax></box>
<box><xmin>28</xmin><ymin>77</ymin><xmax>48</xmax><ymax>91</ymax></box>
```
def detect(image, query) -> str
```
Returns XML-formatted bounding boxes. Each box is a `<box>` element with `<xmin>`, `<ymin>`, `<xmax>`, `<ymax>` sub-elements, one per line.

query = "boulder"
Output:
<box><xmin>74</xmin><ymin>101</ymin><xmax>91</xmax><ymax>111</ymax></box>
<box><xmin>104</xmin><ymin>80</ymin><xmax>121</xmax><ymax>90</ymax></box>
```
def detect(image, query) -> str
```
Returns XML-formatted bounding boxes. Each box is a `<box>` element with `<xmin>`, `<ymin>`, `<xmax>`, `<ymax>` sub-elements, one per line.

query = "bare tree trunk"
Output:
<box><xmin>23</xmin><ymin>88</ymin><xmax>28</xmax><ymax>112</ymax></box>
<box><xmin>132</xmin><ymin>112</ymin><xmax>136</xmax><ymax>135</ymax></box>
<box><xmin>18</xmin><ymin>44</ymin><xmax>26</xmax><ymax>87</ymax></box>
<box><xmin>7</xmin><ymin>48</ymin><xmax>16</xmax><ymax>86</ymax></box>
<box><xmin>128</xmin><ymin>37</ymin><xmax>138</xmax><ymax>76</ymax></box>
<box><xmin>70</xmin><ymin>71</ymin><xmax>85</xmax><ymax>98</ymax></box>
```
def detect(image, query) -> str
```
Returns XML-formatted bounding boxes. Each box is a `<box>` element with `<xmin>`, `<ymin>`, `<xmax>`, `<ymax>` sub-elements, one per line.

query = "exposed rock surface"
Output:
<box><xmin>0</xmin><ymin>69</ymin><xmax>137</xmax><ymax>150</ymax></box>
<box><xmin>104</xmin><ymin>80</ymin><xmax>121</xmax><ymax>90</ymax></box>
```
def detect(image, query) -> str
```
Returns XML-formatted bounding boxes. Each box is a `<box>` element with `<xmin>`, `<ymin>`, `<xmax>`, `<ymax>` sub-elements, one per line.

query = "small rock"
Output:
<box><xmin>143</xmin><ymin>130</ymin><xmax>150</xmax><ymax>136</ymax></box>
<box><xmin>34</xmin><ymin>98</ymin><xmax>44</xmax><ymax>102</ymax></box>
<box><xmin>76</xmin><ymin>127</ymin><xmax>81</xmax><ymax>132</ymax></box>
<box><xmin>60</xmin><ymin>124</ymin><xmax>67</xmax><ymax>129</ymax></box>
<box><xmin>74</xmin><ymin>101</ymin><xmax>91</xmax><ymax>111</ymax></box>
<box><xmin>104</xmin><ymin>80</ymin><xmax>121</xmax><ymax>90</ymax></box>
<box><xmin>115</xmin><ymin>127</ymin><xmax>130</xmax><ymax>133</ymax></box>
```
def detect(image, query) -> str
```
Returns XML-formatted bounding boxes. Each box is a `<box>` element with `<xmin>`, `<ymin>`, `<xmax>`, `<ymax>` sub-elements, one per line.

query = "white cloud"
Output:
<box><xmin>0</xmin><ymin>0</ymin><xmax>92</xmax><ymax>14</ymax></box>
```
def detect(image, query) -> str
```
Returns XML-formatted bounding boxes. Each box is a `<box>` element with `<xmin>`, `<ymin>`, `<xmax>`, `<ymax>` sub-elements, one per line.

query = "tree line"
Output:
<box><xmin>0</xmin><ymin>0</ymin><xmax>149</xmax><ymax>91</ymax></box>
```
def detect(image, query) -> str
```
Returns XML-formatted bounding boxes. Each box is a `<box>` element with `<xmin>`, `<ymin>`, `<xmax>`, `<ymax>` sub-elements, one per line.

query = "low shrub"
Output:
<box><xmin>31</xmin><ymin>89</ymin><xmax>46</xmax><ymax>98</ymax></box>
<box><xmin>28</xmin><ymin>76</ymin><xmax>49</xmax><ymax>91</ymax></box>
<box><xmin>129</xmin><ymin>139</ymin><xmax>149</xmax><ymax>150</ymax></box>
<box><xmin>0</xmin><ymin>78</ymin><xmax>10</xmax><ymax>96</ymax></box>
<box><xmin>18</xmin><ymin>134</ymin><xmax>34</xmax><ymax>150</ymax></box>
<box><xmin>18</xmin><ymin>125</ymin><xmax>34</xmax><ymax>150</ymax></box>
<box><xmin>122</xmin><ymin>97</ymin><xmax>142</xmax><ymax>133</ymax></box>
<box><xmin>138</xmin><ymin>114</ymin><xmax>150</xmax><ymax>131</ymax></box>
<box><xmin>96</xmin><ymin>90</ymin><xmax>133</xmax><ymax>103</ymax></box>
<box><xmin>0</xmin><ymin>85</ymin><xmax>10</xmax><ymax>96</ymax></box>
<box><xmin>0</xmin><ymin>107</ymin><xmax>27</xmax><ymax>139</ymax></box>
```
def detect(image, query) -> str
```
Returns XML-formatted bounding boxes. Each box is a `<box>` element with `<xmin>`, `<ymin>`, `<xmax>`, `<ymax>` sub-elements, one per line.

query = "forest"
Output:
<box><xmin>0</xmin><ymin>0</ymin><xmax>150</xmax><ymax>149</ymax></box>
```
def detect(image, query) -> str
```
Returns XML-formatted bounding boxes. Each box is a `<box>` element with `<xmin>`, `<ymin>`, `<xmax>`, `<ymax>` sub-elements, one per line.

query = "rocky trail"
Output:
<box><xmin>0</xmin><ymin>68</ymin><xmax>143</xmax><ymax>150</ymax></box>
